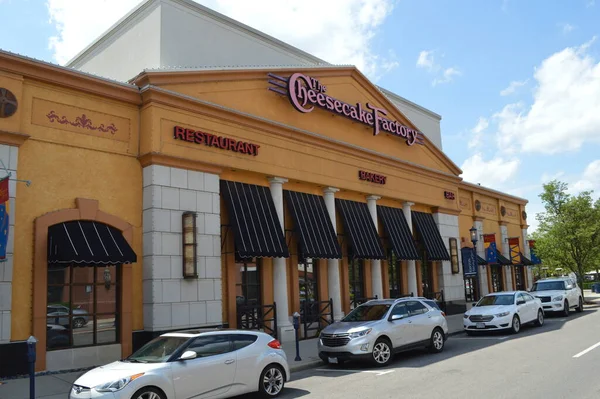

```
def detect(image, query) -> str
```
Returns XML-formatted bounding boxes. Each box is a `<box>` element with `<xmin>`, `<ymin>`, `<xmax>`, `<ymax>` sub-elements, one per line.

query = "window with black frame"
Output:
<box><xmin>349</xmin><ymin>258</ymin><xmax>365</xmax><ymax>305</ymax></box>
<box><xmin>388</xmin><ymin>251</ymin><xmax>403</xmax><ymax>298</ymax></box>
<box><xmin>515</xmin><ymin>266</ymin><xmax>525</xmax><ymax>290</ymax></box>
<box><xmin>46</xmin><ymin>264</ymin><xmax>119</xmax><ymax>350</ymax></box>
<box><xmin>491</xmin><ymin>265</ymin><xmax>504</xmax><ymax>292</ymax></box>
<box><xmin>299</xmin><ymin>258</ymin><xmax>319</xmax><ymax>323</ymax></box>
<box><xmin>235</xmin><ymin>258</ymin><xmax>261</xmax><ymax>307</ymax></box>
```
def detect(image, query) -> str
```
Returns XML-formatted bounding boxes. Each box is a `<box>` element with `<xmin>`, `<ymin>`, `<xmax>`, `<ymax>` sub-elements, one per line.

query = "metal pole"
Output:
<box><xmin>292</xmin><ymin>312</ymin><xmax>301</xmax><ymax>361</ymax></box>
<box><xmin>27</xmin><ymin>336</ymin><xmax>37</xmax><ymax>399</ymax></box>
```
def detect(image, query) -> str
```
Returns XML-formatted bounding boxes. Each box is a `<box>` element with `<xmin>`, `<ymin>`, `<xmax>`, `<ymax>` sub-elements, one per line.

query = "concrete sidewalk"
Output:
<box><xmin>0</xmin><ymin>314</ymin><xmax>465</xmax><ymax>399</ymax></box>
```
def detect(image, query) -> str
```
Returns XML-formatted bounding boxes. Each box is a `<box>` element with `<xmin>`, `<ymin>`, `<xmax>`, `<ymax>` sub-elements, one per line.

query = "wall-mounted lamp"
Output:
<box><xmin>469</xmin><ymin>226</ymin><xmax>478</xmax><ymax>247</ymax></box>
<box><xmin>182</xmin><ymin>211</ymin><xmax>198</xmax><ymax>278</ymax></box>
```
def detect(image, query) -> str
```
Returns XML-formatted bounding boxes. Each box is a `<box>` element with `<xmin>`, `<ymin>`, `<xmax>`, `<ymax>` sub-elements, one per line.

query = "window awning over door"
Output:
<box><xmin>411</xmin><ymin>211</ymin><xmax>451</xmax><ymax>261</ymax></box>
<box><xmin>335</xmin><ymin>198</ymin><xmax>385</xmax><ymax>260</ymax></box>
<box><xmin>477</xmin><ymin>254</ymin><xmax>488</xmax><ymax>265</ymax></box>
<box><xmin>284</xmin><ymin>190</ymin><xmax>342</xmax><ymax>259</ymax></box>
<box><xmin>377</xmin><ymin>205</ymin><xmax>420</xmax><ymax>260</ymax></box>
<box><xmin>519</xmin><ymin>253</ymin><xmax>534</xmax><ymax>266</ymax></box>
<box><xmin>47</xmin><ymin>221</ymin><xmax>137</xmax><ymax>265</ymax></box>
<box><xmin>221</xmin><ymin>180</ymin><xmax>289</xmax><ymax>259</ymax></box>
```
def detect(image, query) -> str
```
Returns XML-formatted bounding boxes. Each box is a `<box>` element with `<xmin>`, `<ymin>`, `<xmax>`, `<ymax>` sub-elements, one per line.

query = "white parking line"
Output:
<box><xmin>573</xmin><ymin>341</ymin><xmax>600</xmax><ymax>358</ymax></box>
<box><xmin>315</xmin><ymin>368</ymin><xmax>395</xmax><ymax>376</ymax></box>
<box><xmin>452</xmin><ymin>336</ymin><xmax>510</xmax><ymax>340</ymax></box>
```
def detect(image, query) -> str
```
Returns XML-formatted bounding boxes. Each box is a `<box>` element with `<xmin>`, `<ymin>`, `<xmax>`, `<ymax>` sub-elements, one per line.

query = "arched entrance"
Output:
<box><xmin>32</xmin><ymin>198</ymin><xmax>136</xmax><ymax>371</ymax></box>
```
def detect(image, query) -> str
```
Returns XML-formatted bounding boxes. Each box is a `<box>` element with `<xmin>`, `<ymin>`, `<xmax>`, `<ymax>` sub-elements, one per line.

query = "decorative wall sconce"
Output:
<box><xmin>182</xmin><ymin>211</ymin><xmax>198</xmax><ymax>278</ymax></box>
<box><xmin>103</xmin><ymin>267</ymin><xmax>111</xmax><ymax>290</ymax></box>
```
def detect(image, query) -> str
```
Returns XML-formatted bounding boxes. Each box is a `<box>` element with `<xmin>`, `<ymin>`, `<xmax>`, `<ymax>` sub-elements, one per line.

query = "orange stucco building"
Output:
<box><xmin>0</xmin><ymin>0</ymin><xmax>534</xmax><ymax>378</ymax></box>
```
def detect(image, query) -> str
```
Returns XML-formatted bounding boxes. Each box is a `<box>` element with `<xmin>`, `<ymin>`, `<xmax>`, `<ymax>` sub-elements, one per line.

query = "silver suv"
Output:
<box><xmin>317</xmin><ymin>297</ymin><xmax>448</xmax><ymax>367</ymax></box>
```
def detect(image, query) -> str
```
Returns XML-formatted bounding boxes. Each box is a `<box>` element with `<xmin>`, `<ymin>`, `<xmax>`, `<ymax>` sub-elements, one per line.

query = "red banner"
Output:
<box><xmin>0</xmin><ymin>177</ymin><xmax>8</xmax><ymax>204</ymax></box>
<box><xmin>483</xmin><ymin>234</ymin><xmax>496</xmax><ymax>243</ymax></box>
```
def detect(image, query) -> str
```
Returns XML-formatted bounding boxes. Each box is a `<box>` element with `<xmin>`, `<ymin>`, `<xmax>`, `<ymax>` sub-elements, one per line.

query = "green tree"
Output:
<box><xmin>534</xmin><ymin>180</ymin><xmax>600</xmax><ymax>299</ymax></box>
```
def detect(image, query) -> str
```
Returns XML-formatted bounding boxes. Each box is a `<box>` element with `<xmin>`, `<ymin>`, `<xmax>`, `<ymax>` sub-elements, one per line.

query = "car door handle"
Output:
<box><xmin>225</xmin><ymin>359</ymin><xmax>235</xmax><ymax>365</ymax></box>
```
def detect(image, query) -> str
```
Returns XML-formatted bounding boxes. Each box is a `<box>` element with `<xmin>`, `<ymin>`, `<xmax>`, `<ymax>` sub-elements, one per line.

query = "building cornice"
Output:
<box><xmin>460</xmin><ymin>181</ymin><xmax>528</xmax><ymax>205</ymax></box>
<box><xmin>0</xmin><ymin>130</ymin><xmax>30</xmax><ymax>147</ymax></box>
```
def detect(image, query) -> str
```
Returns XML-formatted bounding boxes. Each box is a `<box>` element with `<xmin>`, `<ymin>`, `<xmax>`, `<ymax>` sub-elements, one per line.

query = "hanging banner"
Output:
<box><xmin>529</xmin><ymin>240</ymin><xmax>542</xmax><ymax>264</ymax></box>
<box><xmin>461</xmin><ymin>247</ymin><xmax>478</xmax><ymax>276</ymax></box>
<box><xmin>483</xmin><ymin>234</ymin><xmax>497</xmax><ymax>263</ymax></box>
<box><xmin>0</xmin><ymin>176</ymin><xmax>9</xmax><ymax>261</ymax></box>
<box><xmin>508</xmin><ymin>237</ymin><xmax>520</xmax><ymax>264</ymax></box>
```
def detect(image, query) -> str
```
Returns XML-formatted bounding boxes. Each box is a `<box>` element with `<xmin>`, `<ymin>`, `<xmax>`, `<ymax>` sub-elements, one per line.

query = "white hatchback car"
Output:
<box><xmin>464</xmin><ymin>291</ymin><xmax>544</xmax><ymax>334</ymax></box>
<box><xmin>69</xmin><ymin>329</ymin><xmax>290</xmax><ymax>399</ymax></box>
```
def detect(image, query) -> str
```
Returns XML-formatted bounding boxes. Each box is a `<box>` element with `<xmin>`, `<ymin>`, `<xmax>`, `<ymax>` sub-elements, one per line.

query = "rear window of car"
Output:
<box><xmin>232</xmin><ymin>334</ymin><xmax>258</xmax><ymax>350</ymax></box>
<box><xmin>423</xmin><ymin>300</ymin><xmax>440</xmax><ymax>310</ymax></box>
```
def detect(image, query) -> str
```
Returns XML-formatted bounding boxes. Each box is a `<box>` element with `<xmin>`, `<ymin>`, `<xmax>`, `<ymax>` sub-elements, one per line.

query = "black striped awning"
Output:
<box><xmin>48</xmin><ymin>221</ymin><xmax>137</xmax><ymax>265</ymax></box>
<box><xmin>377</xmin><ymin>205</ymin><xmax>420</xmax><ymax>260</ymax></box>
<box><xmin>519</xmin><ymin>253</ymin><xmax>534</xmax><ymax>266</ymax></box>
<box><xmin>477</xmin><ymin>254</ymin><xmax>487</xmax><ymax>265</ymax></box>
<box><xmin>220</xmin><ymin>180</ymin><xmax>289</xmax><ymax>258</ymax></box>
<box><xmin>284</xmin><ymin>190</ymin><xmax>342</xmax><ymax>259</ymax></box>
<box><xmin>411</xmin><ymin>211</ymin><xmax>451</xmax><ymax>261</ymax></box>
<box><xmin>494</xmin><ymin>250</ymin><xmax>512</xmax><ymax>265</ymax></box>
<box><xmin>335</xmin><ymin>199</ymin><xmax>385</xmax><ymax>260</ymax></box>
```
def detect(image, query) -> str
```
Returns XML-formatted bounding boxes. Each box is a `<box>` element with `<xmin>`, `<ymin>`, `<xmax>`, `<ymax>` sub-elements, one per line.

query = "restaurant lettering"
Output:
<box><xmin>359</xmin><ymin>170</ymin><xmax>386</xmax><ymax>185</ymax></box>
<box><xmin>174</xmin><ymin>126</ymin><xmax>260</xmax><ymax>156</ymax></box>
<box><xmin>268</xmin><ymin>73</ymin><xmax>425</xmax><ymax>146</ymax></box>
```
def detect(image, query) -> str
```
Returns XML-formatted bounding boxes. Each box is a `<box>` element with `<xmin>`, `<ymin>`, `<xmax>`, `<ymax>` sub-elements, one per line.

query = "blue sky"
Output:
<box><xmin>1</xmin><ymin>0</ymin><xmax>600</xmax><ymax>231</ymax></box>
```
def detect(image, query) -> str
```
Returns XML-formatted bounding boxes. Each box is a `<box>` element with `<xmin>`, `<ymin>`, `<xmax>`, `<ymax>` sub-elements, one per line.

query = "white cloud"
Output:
<box><xmin>494</xmin><ymin>37</ymin><xmax>600</xmax><ymax>155</ymax></box>
<box><xmin>559</xmin><ymin>23</ymin><xmax>576</xmax><ymax>34</ymax></box>
<box><xmin>416</xmin><ymin>49</ymin><xmax>461</xmax><ymax>86</ymax></box>
<box><xmin>416</xmin><ymin>50</ymin><xmax>435</xmax><ymax>70</ymax></box>
<box><xmin>500</xmin><ymin>79</ymin><xmax>528</xmax><ymax>96</ymax></box>
<box><xmin>46</xmin><ymin>0</ymin><xmax>398</xmax><ymax>79</ymax></box>
<box><xmin>460</xmin><ymin>153</ymin><xmax>520</xmax><ymax>186</ymax></box>
<box><xmin>571</xmin><ymin>160</ymin><xmax>600</xmax><ymax>193</ymax></box>
<box><xmin>468</xmin><ymin>117</ymin><xmax>489</xmax><ymax>149</ymax></box>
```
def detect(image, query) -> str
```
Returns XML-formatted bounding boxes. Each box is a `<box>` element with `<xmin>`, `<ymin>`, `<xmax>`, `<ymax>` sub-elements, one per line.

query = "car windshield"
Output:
<box><xmin>341</xmin><ymin>304</ymin><xmax>391</xmax><ymax>322</ymax></box>
<box><xmin>476</xmin><ymin>295</ymin><xmax>514</xmax><ymax>306</ymax></box>
<box><xmin>125</xmin><ymin>336</ymin><xmax>189</xmax><ymax>363</ymax></box>
<box><xmin>531</xmin><ymin>281</ymin><xmax>565</xmax><ymax>291</ymax></box>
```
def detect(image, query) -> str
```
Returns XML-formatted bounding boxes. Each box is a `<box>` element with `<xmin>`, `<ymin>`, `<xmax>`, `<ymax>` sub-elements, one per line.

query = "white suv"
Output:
<box><xmin>529</xmin><ymin>277</ymin><xmax>583</xmax><ymax>316</ymax></box>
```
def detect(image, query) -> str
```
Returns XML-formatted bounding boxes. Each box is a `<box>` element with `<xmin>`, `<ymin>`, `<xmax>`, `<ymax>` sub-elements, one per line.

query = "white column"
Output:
<box><xmin>268</xmin><ymin>177</ymin><xmax>293</xmax><ymax>341</ymax></box>
<box><xmin>366</xmin><ymin>195</ymin><xmax>383</xmax><ymax>299</ymax></box>
<box><xmin>500</xmin><ymin>225</ymin><xmax>512</xmax><ymax>289</ymax></box>
<box><xmin>475</xmin><ymin>220</ymin><xmax>489</xmax><ymax>296</ymax></box>
<box><xmin>323</xmin><ymin>187</ymin><xmax>344</xmax><ymax>321</ymax></box>
<box><xmin>403</xmin><ymin>202</ymin><xmax>418</xmax><ymax>296</ymax></box>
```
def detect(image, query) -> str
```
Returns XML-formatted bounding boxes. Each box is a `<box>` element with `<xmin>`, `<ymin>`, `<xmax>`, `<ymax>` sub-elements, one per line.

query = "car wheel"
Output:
<box><xmin>534</xmin><ymin>309</ymin><xmax>544</xmax><ymax>327</ymax></box>
<box><xmin>510</xmin><ymin>315</ymin><xmax>521</xmax><ymax>334</ymax></box>
<box><xmin>131</xmin><ymin>387</ymin><xmax>165</xmax><ymax>399</ymax></box>
<box><xmin>576</xmin><ymin>297</ymin><xmax>584</xmax><ymax>313</ymax></box>
<box><xmin>429</xmin><ymin>328</ymin><xmax>445</xmax><ymax>353</ymax></box>
<box><xmin>258</xmin><ymin>364</ymin><xmax>285</xmax><ymax>398</ymax></box>
<box><xmin>73</xmin><ymin>318</ymin><xmax>85</xmax><ymax>329</ymax></box>
<box><xmin>371</xmin><ymin>338</ymin><xmax>393</xmax><ymax>367</ymax></box>
<box><xmin>562</xmin><ymin>300</ymin><xmax>569</xmax><ymax>317</ymax></box>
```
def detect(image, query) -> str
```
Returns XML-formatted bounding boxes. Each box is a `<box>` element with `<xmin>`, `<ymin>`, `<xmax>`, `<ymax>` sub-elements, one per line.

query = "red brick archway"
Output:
<box><xmin>32</xmin><ymin>198</ymin><xmax>134</xmax><ymax>371</ymax></box>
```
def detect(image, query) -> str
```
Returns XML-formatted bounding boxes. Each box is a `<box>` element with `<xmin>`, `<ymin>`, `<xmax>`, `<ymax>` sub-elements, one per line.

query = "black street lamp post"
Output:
<box><xmin>469</xmin><ymin>226</ymin><xmax>481</xmax><ymax>301</ymax></box>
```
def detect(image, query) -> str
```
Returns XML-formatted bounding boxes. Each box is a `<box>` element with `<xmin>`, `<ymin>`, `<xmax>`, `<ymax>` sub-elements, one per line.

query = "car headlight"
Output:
<box><xmin>349</xmin><ymin>328</ymin><xmax>372</xmax><ymax>339</ymax></box>
<box><xmin>495</xmin><ymin>312</ymin><xmax>510</xmax><ymax>317</ymax></box>
<box><xmin>552</xmin><ymin>295</ymin><xmax>563</xmax><ymax>302</ymax></box>
<box><xmin>463</xmin><ymin>313</ymin><xmax>469</xmax><ymax>319</ymax></box>
<box><xmin>94</xmin><ymin>373</ymin><xmax>144</xmax><ymax>392</ymax></box>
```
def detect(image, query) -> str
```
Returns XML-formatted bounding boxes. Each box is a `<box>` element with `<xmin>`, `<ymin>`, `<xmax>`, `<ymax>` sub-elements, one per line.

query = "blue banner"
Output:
<box><xmin>0</xmin><ymin>202</ymin><xmax>8</xmax><ymax>261</ymax></box>
<box><xmin>486</xmin><ymin>241</ymin><xmax>498</xmax><ymax>264</ymax></box>
<box><xmin>461</xmin><ymin>247</ymin><xmax>478</xmax><ymax>276</ymax></box>
<box><xmin>530</xmin><ymin>248</ymin><xmax>541</xmax><ymax>264</ymax></box>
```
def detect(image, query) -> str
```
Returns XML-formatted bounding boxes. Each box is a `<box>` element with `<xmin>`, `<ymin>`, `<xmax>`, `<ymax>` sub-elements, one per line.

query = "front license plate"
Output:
<box><xmin>476</xmin><ymin>322</ymin><xmax>485</xmax><ymax>329</ymax></box>
<box><xmin>328</xmin><ymin>357</ymin><xmax>338</xmax><ymax>364</ymax></box>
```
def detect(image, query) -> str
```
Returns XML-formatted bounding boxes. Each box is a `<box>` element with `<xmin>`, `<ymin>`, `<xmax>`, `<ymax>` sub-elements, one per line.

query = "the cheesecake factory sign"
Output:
<box><xmin>268</xmin><ymin>72</ymin><xmax>425</xmax><ymax>146</ymax></box>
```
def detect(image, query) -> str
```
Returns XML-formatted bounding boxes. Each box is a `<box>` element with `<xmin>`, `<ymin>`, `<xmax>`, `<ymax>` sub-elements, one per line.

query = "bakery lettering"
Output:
<box><xmin>359</xmin><ymin>170</ymin><xmax>386</xmax><ymax>185</ymax></box>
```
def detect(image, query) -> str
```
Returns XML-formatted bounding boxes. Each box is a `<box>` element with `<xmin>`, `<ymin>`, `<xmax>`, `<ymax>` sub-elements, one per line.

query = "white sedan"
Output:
<box><xmin>69</xmin><ymin>329</ymin><xmax>290</xmax><ymax>399</ymax></box>
<box><xmin>464</xmin><ymin>291</ymin><xmax>544</xmax><ymax>334</ymax></box>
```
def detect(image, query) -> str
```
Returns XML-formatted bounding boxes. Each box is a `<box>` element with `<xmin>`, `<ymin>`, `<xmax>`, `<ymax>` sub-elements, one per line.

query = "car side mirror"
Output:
<box><xmin>389</xmin><ymin>314</ymin><xmax>404</xmax><ymax>321</ymax></box>
<box><xmin>179</xmin><ymin>350</ymin><xmax>197</xmax><ymax>361</ymax></box>
<box><xmin>517</xmin><ymin>300</ymin><xmax>526</xmax><ymax>306</ymax></box>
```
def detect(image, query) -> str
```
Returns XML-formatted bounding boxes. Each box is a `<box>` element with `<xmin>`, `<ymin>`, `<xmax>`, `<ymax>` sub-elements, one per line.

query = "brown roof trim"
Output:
<box><xmin>431</xmin><ymin>207</ymin><xmax>462</xmax><ymax>216</ymax></box>
<box><xmin>139</xmin><ymin>152</ymin><xmax>224</xmax><ymax>175</ymax></box>
<box><xmin>0</xmin><ymin>50</ymin><xmax>141</xmax><ymax>105</ymax></box>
